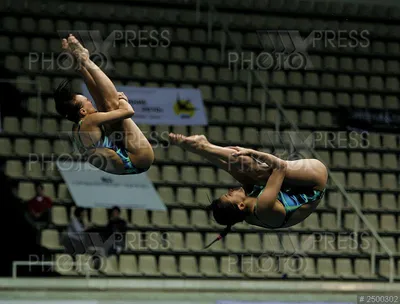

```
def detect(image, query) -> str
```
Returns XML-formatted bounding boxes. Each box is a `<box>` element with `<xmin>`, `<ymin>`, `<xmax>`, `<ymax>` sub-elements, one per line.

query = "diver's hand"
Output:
<box><xmin>231</xmin><ymin>147</ymin><xmax>255</xmax><ymax>157</ymax></box>
<box><xmin>117</xmin><ymin>92</ymin><xmax>129</xmax><ymax>103</ymax></box>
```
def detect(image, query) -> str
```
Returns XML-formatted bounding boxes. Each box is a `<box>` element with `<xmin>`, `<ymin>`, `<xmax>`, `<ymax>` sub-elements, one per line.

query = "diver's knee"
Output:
<box><xmin>141</xmin><ymin>150</ymin><xmax>155</xmax><ymax>168</ymax></box>
<box><xmin>134</xmin><ymin>149</ymin><xmax>155</xmax><ymax>170</ymax></box>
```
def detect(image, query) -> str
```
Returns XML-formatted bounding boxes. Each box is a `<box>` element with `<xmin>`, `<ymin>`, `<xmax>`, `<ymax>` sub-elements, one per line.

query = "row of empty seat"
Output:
<box><xmin>8</xmin><ymin>164</ymin><xmax>400</xmax><ymax>195</ymax></box>
<box><xmin>5</xmin><ymin>164</ymin><xmax>399</xmax><ymax>210</ymax></box>
<box><xmin>52</xmin><ymin>253</ymin><xmax>397</xmax><ymax>279</ymax></box>
<box><xmin>1</xmin><ymin>127</ymin><xmax>400</xmax><ymax>155</ymax></box>
<box><xmin>42</xmin><ymin>228</ymin><xmax>400</xmax><ymax>254</ymax></box>
<box><xmin>15</xmin><ymin>95</ymin><xmax>400</xmax><ymax>120</ymax></box>
<box><xmin>48</xmin><ymin>205</ymin><xmax>400</xmax><ymax>232</ymax></box>
<box><xmin>4</xmin><ymin>32</ymin><xmax>400</xmax><ymax>67</ymax></box>
<box><xmin>329</xmin><ymin>172</ymin><xmax>398</xmax><ymax>190</ymax></box>
<box><xmin>15</xmin><ymin>94</ymin><xmax>400</xmax><ymax>118</ymax></box>
<box><xmin>7</xmin><ymin>57</ymin><xmax>400</xmax><ymax>91</ymax></box>
<box><xmin>3</xmin><ymin>0</ymin><xmax>400</xmax><ymax>20</ymax></box>
<box><xmin>10</xmin><ymin>171</ymin><xmax>400</xmax><ymax>210</ymax></box>
<box><xmin>3</xmin><ymin>8</ymin><xmax>400</xmax><ymax>38</ymax></box>
<box><xmin>0</xmin><ymin>111</ymin><xmax>338</xmax><ymax>135</ymax></box>
<box><xmin>2</xmin><ymin>114</ymin><xmax>400</xmax><ymax>150</ymax></box>
<box><xmin>13</xmin><ymin>177</ymin><xmax>400</xmax><ymax>213</ymax></box>
<box><xmin>4</xmin><ymin>35</ymin><xmax>400</xmax><ymax>74</ymax></box>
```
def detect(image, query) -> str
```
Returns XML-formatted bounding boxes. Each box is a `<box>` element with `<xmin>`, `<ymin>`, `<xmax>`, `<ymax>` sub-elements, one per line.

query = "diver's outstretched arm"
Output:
<box><xmin>233</xmin><ymin>147</ymin><xmax>328</xmax><ymax>190</ymax></box>
<box><xmin>257</xmin><ymin>163</ymin><xmax>287</xmax><ymax>209</ymax></box>
<box><xmin>168</xmin><ymin>133</ymin><xmax>261</xmax><ymax>185</ymax></box>
<box><xmin>231</xmin><ymin>147</ymin><xmax>286</xmax><ymax>169</ymax></box>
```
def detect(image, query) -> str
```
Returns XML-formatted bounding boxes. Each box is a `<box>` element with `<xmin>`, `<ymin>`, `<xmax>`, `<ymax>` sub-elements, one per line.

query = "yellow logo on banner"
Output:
<box><xmin>173</xmin><ymin>94</ymin><xmax>196</xmax><ymax>118</ymax></box>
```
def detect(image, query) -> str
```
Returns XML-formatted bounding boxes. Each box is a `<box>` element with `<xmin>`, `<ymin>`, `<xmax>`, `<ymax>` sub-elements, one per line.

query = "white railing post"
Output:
<box><xmin>370</xmin><ymin>239</ymin><xmax>376</xmax><ymax>276</ymax></box>
<box><xmin>12</xmin><ymin>260</ymin><xmax>93</xmax><ymax>280</ymax></box>
<box><xmin>12</xmin><ymin>261</ymin><xmax>18</xmax><ymax>279</ymax></box>
<box><xmin>389</xmin><ymin>256</ymin><xmax>394</xmax><ymax>283</ymax></box>
<box><xmin>233</xmin><ymin>58</ymin><xmax>238</xmax><ymax>82</ymax></box>
<box><xmin>353</xmin><ymin>213</ymin><xmax>359</xmax><ymax>239</ymax></box>
<box><xmin>336</xmin><ymin>194</ymin><xmax>342</xmax><ymax>229</ymax></box>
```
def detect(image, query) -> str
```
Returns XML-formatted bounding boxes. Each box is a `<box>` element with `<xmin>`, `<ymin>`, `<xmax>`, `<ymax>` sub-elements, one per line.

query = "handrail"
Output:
<box><xmin>12</xmin><ymin>260</ymin><xmax>93</xmax><ymax>279</ymax></box>
<box><xmin>205</xmin><ymin>1</ymin><xmax>394</xmax><ymax>283</ymax></box>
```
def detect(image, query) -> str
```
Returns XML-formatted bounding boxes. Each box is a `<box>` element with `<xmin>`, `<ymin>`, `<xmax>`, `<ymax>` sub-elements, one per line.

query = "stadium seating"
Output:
<box><xmin>0</xmin><ymin>0</ymin><xmax>399</xmax><ymax>281</ymax></box>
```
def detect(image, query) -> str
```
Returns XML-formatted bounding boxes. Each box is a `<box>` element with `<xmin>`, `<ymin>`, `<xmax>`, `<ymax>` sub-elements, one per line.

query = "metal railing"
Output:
<box><xmin>12</xmin><ymin>244</ymin><xmax>112</xmax><ymax>279</ymax></box>
<box><xmin>12</xmin><ymin>260</ymin><xmax>94</xmax><ymax>279</ymax></box>
<box><xmin>200</xmin><ymin>0</ymin><xmax>395</xmax><ymax>282</ymax></box>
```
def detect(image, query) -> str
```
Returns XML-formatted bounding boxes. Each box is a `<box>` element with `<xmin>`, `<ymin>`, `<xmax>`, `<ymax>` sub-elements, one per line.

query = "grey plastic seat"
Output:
<box><xmin>220</xmin><ymin>256</ymin><xmax>243</xmax><ymax>278</ymax></box>
<box><xmin>355</xmin><ymin>259</ymin><xmax>375</xmax><ymax>279</ymax></box>
<box><xmin>336</xmin><ymin>258</ymin><xmax>357</xmax><ymax>279</ymax></box>
<box><xmin>179</xmin><ymin>256</ymin><xmax>200</xmax><ymax>277</ymax></box>
<box><xmin>317</xmin><ymin>258</ymin><xmax>338</xmax><ymax>279</ymax></box>
<box><xmin>159</xmin><ymin>256</ymin><xmax>179</xmax><ymax>276</ymax></box>
<box><xmin>200</xmin><ymin>256</ymin><xmax>223</xmax><ymax>277</ymax></box>
<box><xmin>101</xmin><ymin>256</ymin><xmax>121</xmax><ymax>276</ymax></box>
<box><xmin>186</xmin><ymin>232</ymin><xmax>204</xmax><ymax>252</ymax></box>
<box><xmin>138</xmin><ymin>255</ymin><xmax>160</xmax><ymax>276</ymax></box>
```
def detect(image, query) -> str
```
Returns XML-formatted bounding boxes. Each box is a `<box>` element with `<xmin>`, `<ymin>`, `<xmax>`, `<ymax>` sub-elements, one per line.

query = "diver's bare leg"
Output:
<box><xmin>67</xmin><ymin>35</ymin><xmax>154</xmax><ymax>168</ymax></box>
<box><xmin>65</xmin><ymin>35</ymin><xmax>119</xmax><ymax>112</ymax></box>
<box><xmin>80</xmin><ymin>66</ymin><xmax>116</xmax><ymax>112</ymax></box>
<box><xmin>116</xmin><ymin>118</ymin><xmax>154</xmax><ymax>169</ymax></box>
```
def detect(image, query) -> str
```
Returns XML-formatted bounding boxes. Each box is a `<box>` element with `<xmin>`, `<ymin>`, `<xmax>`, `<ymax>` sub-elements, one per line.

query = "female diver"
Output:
<box><xmin>168</xmin><ymin>133</ymin><xmax>328</xmax><ymax>247</ymax></box>
<box><xmin>54</xmin><ymin>34</ymin><xmax>154</xmax><ymax>174</ymax></box>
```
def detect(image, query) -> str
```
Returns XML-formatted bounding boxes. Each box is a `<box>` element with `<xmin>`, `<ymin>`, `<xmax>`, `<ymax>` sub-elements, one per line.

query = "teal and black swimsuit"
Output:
<box><xmin>73</xmin><ymin>120</ymin><xmax>147</xmax><ymax>174</ymax></box>
<box><xmin>248</xmin><ymin>185</ymin><xmax>325</xmax><ymax>228</ymax></box>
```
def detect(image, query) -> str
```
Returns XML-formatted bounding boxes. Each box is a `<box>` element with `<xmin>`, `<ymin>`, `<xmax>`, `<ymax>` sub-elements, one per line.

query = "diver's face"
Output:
<box><xmin>219</xmin><ymin>187</ymin><xmax>247</xmax><ymax>207</ymax></box>
<box><xmin>75</xmin><ymin>94</ymin><xmax>96</xmax><ymax>115</ymax></box>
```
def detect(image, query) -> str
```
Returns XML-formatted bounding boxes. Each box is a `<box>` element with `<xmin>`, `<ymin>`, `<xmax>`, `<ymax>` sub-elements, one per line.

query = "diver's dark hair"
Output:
<box><xmin>54</xmin><ymin>79</ymin><xmax>81</xmax><ymax>123</ymax></box>
<box><xmin>204</xmin><ymin>197</ymin><xmax>247</xmax><ymax>248</ymax></box>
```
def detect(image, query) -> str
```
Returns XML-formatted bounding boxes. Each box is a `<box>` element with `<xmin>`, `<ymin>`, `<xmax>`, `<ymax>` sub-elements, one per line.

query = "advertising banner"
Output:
<box><xmin>82</xmin><ymin>85</ymin><xmax>208</xmax><ymax>125</ymax></box>
<box><xmin>57</xmin><ymin>161</ymin><xmax>166</xmax><ymax>210</ymax></box>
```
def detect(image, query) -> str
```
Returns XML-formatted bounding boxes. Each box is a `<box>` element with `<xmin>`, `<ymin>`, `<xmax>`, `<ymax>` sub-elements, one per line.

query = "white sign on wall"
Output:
<box><xmin>57</xmin><ymin>161</ymin><xmax>166</xmax><ymax>210</ymax></box>
<box><xmin>82</xmin><ymin>85</ymin><xmax>208</xmax><ymax>126</ymax></box>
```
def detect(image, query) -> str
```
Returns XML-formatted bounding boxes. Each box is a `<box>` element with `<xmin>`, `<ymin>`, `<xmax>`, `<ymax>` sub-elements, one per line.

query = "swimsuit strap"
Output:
<box><xmin>76</xmin><ymin>120</ymin><xmax>107</xmax><ymax>150</ymax></box>
<box><xmin>73</xmin><ymin>120</ymin><xmax>88</xmax><ymax>152</ymax></box>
